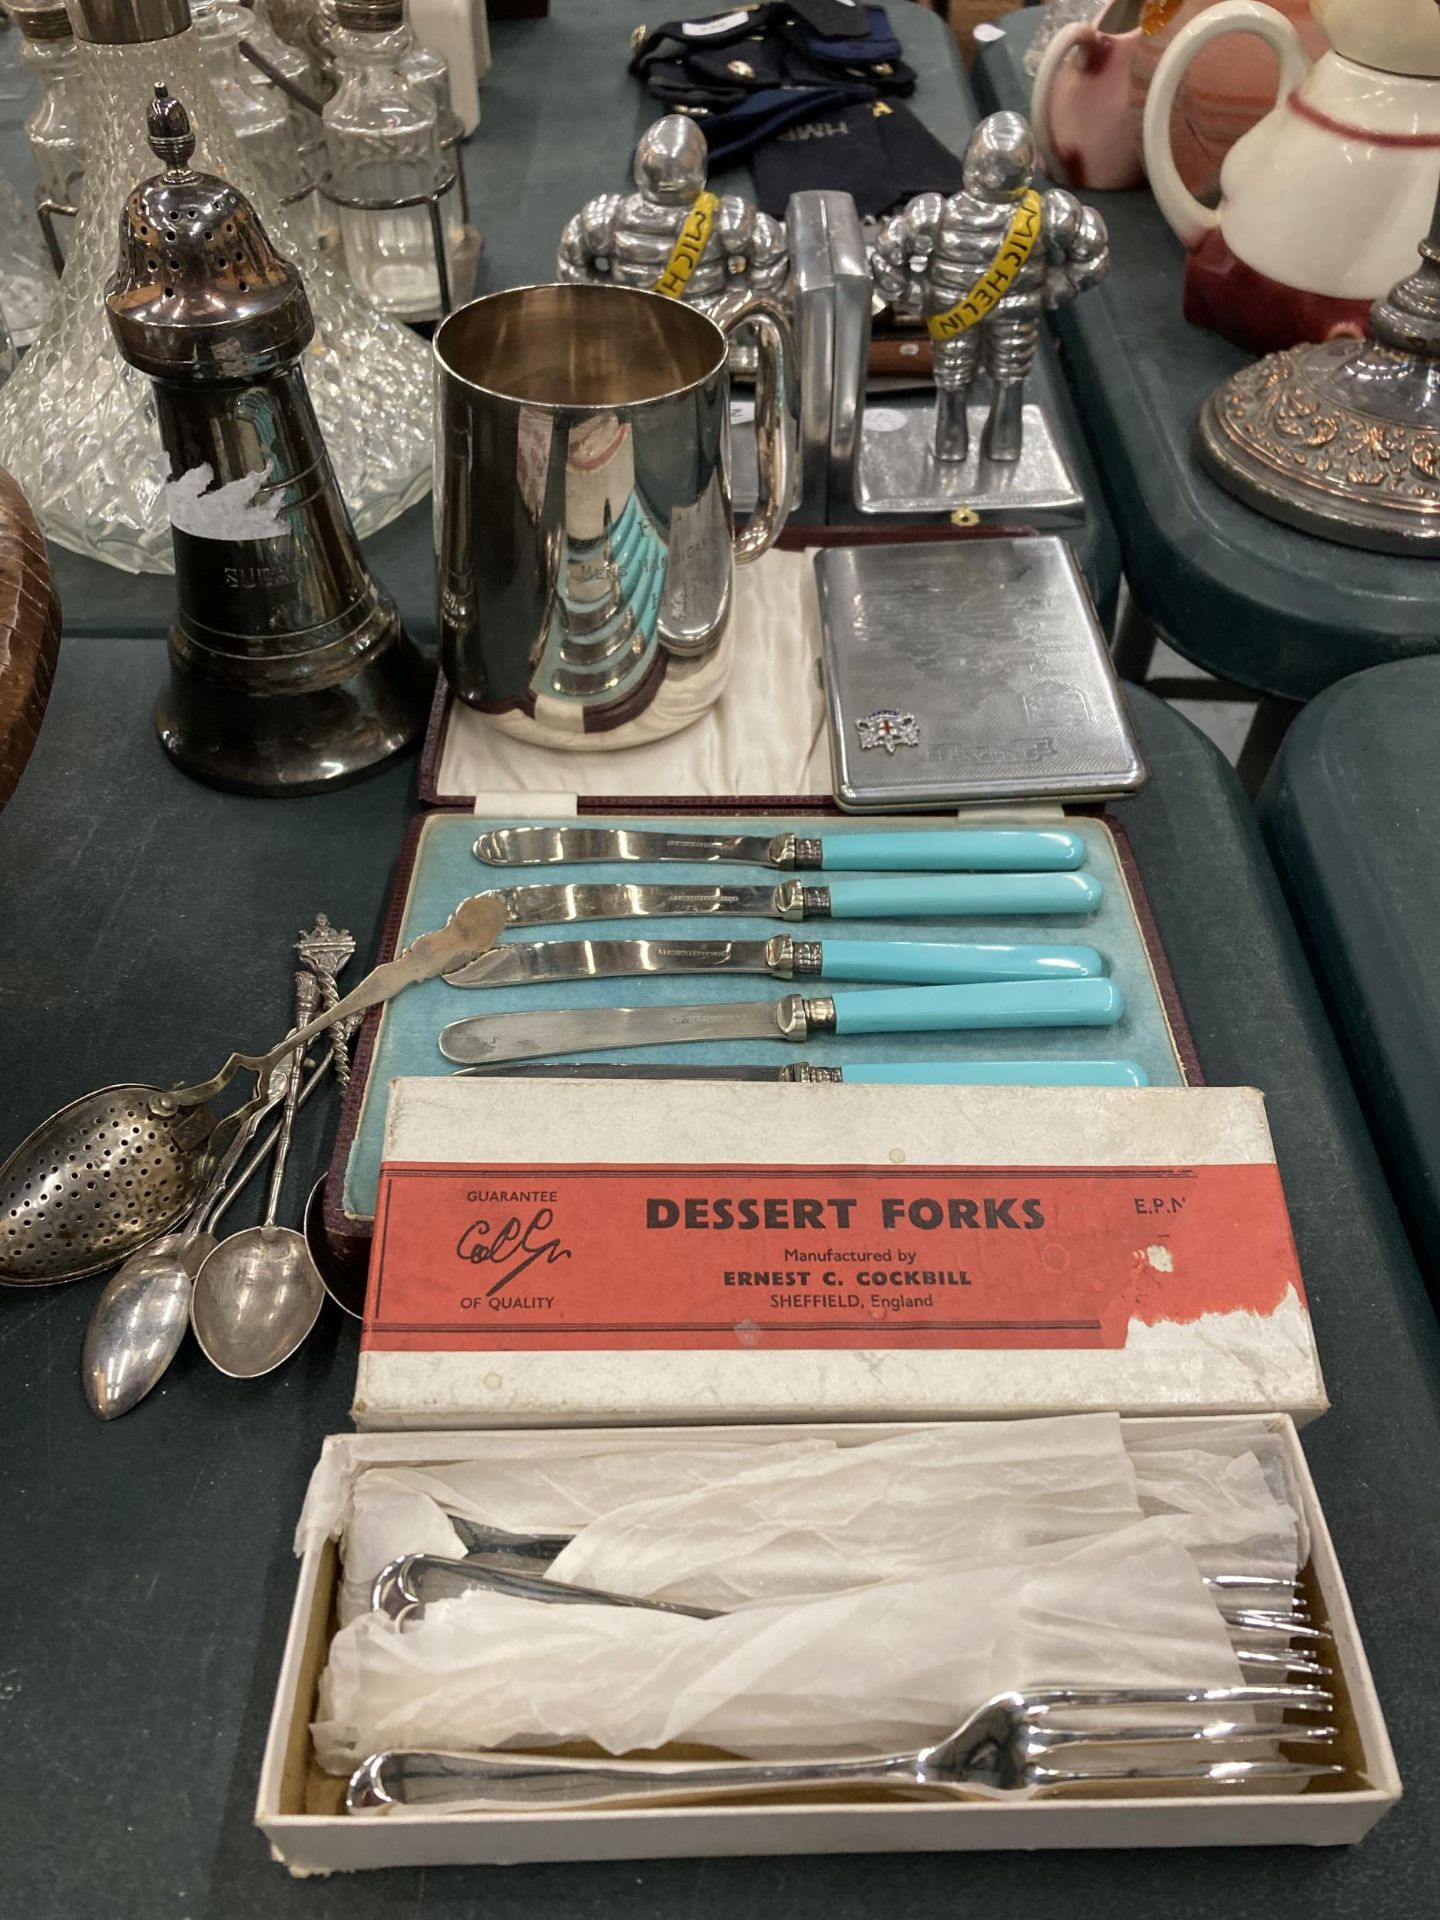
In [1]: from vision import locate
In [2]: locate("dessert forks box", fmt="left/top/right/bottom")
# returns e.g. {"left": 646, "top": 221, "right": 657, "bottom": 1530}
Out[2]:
{"left": 351, "top": 1077, "right": 1326, "bottom": 1430}
{"left": 255, "top": 1417, "right": 1400, "bottom": 1873}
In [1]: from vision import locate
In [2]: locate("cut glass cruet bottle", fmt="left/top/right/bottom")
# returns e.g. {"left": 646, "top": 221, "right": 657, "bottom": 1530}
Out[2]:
{"left": 321, "top": 0, "right": 476, "bottom": 322}
{"left": 231, "top": 0, "right": 339, "bottom": 253}
{"left": 0, "top": 170, "right": 57, "bottom": 353}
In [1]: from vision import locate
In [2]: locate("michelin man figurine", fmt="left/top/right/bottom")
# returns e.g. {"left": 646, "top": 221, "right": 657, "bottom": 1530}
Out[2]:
{"left": 558, "top": 114, "right": 789, "bottom": 317}
{"left": 873, "top": 111, "right": 1109, "bottom": 465}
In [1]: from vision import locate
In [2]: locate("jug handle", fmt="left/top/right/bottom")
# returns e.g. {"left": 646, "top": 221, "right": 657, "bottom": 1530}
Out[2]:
{"left": 1032, "top": 21, "right": 1109, "bottom": 187}
{"left": 1142, "top": 0, "right": 1312, "bottom": 248}
{"left": 715, "top": 291, "right": 795, "bottom": 564}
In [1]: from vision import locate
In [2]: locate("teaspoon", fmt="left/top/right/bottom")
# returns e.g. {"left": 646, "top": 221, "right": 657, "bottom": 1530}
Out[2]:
{"left": 302, "top": 1174, "right": 369, "bottom": 1319}
{"left": 191, "top": 975, "right": 326, "bottom": 1378}
{"left": 81, "top": 1050, "right": 339, "bottom": 1419}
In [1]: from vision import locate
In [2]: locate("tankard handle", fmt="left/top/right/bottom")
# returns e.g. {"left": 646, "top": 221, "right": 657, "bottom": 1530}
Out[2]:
{"left": 715, "top": 290, "right": 794, "bottom": 565}
{"left": 1142, "top": 0, "right": 1312, "bottom": 249}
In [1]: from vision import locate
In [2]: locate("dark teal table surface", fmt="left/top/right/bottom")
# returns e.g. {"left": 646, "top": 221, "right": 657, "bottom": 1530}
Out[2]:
{"left": 974, "top": 8, "right": 1440, "bottom": 702}
{"left": 0, "top": 0, "right": 1118, "bottom": 633}
{"left": 1261, "top": 655, "right": 1440, "bottom": 1286}
{"left": 4, "top": 632, "right": 1440, "bottom": 1916}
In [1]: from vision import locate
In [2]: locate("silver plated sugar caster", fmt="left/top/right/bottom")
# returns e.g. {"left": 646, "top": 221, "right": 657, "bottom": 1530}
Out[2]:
{"left": 104, "top": 81, "right": 433, "bottom": 792}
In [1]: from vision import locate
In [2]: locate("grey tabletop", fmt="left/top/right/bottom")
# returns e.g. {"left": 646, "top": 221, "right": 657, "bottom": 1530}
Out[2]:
{"left": 973, "top": 7, "right": 1440, "bottom": 703}
{"left": 1261, "top": 654, "right": 1440, "bottom": 1286}
{"left": 4, "top": 630, "right": 1440, "bottom": 1917}
{"left": 0, "top": 0, "right": 1120, "bottom": 631}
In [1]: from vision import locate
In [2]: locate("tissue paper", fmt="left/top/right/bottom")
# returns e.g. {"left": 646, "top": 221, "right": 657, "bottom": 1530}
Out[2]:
{"left": 310, "top": 1416, "right": 1308, "bottom": 1785}
{"left": 546, "top": 1415, "right": 1144, "bottom": 1607}
{"left": 334, "top": 1438, "right": 837, "bottom": 1624}
{"left": 313, "top": 1531, "right": 1245, "bottom": 1771}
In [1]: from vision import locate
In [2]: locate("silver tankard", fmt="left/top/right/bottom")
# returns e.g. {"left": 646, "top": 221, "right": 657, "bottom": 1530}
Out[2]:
{"left": 434, "top": 281, "right": 792, "bottom": 751}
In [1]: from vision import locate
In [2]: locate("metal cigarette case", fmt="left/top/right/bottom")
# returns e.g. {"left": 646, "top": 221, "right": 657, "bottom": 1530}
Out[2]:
{"left": 816, "top": 537, "right": 1146, "bottom": 812}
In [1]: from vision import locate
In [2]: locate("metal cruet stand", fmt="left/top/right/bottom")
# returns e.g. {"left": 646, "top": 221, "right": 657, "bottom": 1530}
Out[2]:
{"left": 235, "top": 10, "right": 473, "bottom": 313}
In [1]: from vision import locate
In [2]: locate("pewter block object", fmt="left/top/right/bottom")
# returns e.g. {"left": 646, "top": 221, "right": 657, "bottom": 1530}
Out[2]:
{"left": 855, "top": 393, "right": 1083, "bottom": 520}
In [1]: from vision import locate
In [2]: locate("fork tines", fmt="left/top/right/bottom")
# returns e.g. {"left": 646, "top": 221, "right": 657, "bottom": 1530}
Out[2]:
{"left": 1022, "top": 1683, "right": 1331, "bottom": 1713}
{"left": 1235, "top": 1646, "right": 1333, "bottom": 1678}
{"left": 1024, "top": 1685, "right": 1336, "bottom": 1750}
{"left": 1029, "top": 1716, "right": 1337, "bottom": 1749}
{"left": 1204, "top": 1574, "right": 1300, "bottom": 1594}
{"left": 1035, "top": 1755, "right": 1346, "bottom": 1788}
{"left": 1021, "top": 1684, "right": 1341, "bottom": 1790}
{"left": 1223, "top": 1607, "right": 1330, "bottom": 1642}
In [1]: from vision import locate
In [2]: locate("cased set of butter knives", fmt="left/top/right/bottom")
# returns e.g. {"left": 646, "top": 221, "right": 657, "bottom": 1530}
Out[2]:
{"left": 434, "top": 823, "right": 1148, "bottom": 1086}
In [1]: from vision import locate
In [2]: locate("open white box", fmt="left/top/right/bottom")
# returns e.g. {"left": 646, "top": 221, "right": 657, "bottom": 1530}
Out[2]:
{"left": 257, "top": 1417, "right": 1400, "bottom": 1875}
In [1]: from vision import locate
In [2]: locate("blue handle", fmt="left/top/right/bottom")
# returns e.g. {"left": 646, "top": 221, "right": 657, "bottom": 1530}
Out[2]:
{"left": 821, "top": 829, "right": 1085, "bottom": 873}
{"left": 840, "top": 1061, "right": 1150, "bottom": 1087}
{"left": 823, "top": 873, "right": 1102, "bottom": 918}
{"left": 830, "top": 979, "right": 1124, "bottom": 1034}
{"left": 817, "top": 941, "right": 1105, "bottom": 985}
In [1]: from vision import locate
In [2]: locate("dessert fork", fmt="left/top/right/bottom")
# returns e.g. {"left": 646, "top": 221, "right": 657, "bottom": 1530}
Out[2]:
{"left": 373, "top": 1552, "right": 1334, "bottom": 1667}
{"left": 445, "top": 1524, "right": 1311, "bottom": 1616}
{"left": 346, "top": 1683, "right": 1340, "bottom": 1813}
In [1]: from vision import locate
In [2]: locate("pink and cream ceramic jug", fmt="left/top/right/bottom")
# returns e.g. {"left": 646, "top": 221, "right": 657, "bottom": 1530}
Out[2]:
{"left": 1143, "top": 0, "right": 1440, "bottom": 352}
{"left": 1031, "top": 0, "right": 1326, "bottom": 193}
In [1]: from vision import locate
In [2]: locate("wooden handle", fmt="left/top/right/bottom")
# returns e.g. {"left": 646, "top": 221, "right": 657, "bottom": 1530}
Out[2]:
{"left": 868, "top": 337, "right": 933, "bottom": 380}
{"left": 0, "top": 466, "right": 61, "bottom": 814}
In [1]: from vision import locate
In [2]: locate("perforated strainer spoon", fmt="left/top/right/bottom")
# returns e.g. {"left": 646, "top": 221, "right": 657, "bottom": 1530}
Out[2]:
{"left": 0, "top": 894, "right": 506, "bottom": 1288}
{"left": 0, "top": 1086, "right": 230, "bottom": 1288}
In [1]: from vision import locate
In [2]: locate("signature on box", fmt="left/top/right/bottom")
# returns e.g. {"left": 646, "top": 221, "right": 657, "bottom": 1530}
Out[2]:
{"left": 455, "top": 1208, "right": 572, "bottom": 1297}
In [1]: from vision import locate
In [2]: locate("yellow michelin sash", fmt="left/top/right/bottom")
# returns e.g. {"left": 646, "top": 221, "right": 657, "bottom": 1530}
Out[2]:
{"left": 655, "top": 192, "right": 721, "bottom": 299}
{"left": 926, "top": 190, "right": 1043, "bottom": 343}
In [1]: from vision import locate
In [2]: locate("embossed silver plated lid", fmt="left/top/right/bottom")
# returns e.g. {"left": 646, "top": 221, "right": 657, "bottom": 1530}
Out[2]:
{"left": 332, "top": 0, "right": 404, "bottom": 28}
{"left": 106, "top": 82, "right": 312, "bottom": 381}
{"left": 1198, "top": 180, "right": 1440, "bottom": 554}
{"left": 64, "top": 0, "right": 190, "bottom": 44}
{"left": 10, "top": 1, "right": 75, "bottom": 42}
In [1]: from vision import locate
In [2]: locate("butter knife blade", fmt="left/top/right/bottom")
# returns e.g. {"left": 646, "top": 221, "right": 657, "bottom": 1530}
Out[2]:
{"left": 476, "top": 826, "right": 777, "bottom": 867}
{"left": 494, "top": 875, "right": 1102, "bottom": 926}
{"left": 475, "top": 824, "right": 1086, "bottom": 874}
{"left": 445, "top": 938, "right": 777, "bottom": 989}
{"left": 497, "top": 882, "right": 782, "bottom": 929}
{"left": 439, "top": 999, "right": 787, "bottom": 1065}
